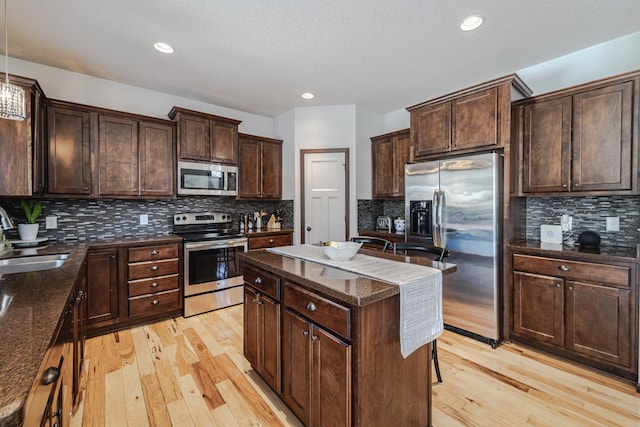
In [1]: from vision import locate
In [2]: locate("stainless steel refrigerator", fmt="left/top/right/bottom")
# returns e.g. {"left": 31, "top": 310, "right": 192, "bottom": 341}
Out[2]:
{"left": 404, "top": 152, "right": 501, "bottom": 346}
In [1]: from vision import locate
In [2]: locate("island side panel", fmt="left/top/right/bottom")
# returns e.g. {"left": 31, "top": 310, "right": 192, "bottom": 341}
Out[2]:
{"left": 352, "top": 294, "right": 431, "bottom": 427}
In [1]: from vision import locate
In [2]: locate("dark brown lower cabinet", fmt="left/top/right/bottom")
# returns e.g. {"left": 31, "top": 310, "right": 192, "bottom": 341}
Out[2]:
{"left": 512, "top": 253, "right": 636, "bottom": 379}
{"left": 244, "top": 286, "right": 281, "bottom": 392}
{"left": 282, "top": 309, "right": 351, "bottom": 427}
{"left": 86, "top": 249, "right": 120, "bottom": 330}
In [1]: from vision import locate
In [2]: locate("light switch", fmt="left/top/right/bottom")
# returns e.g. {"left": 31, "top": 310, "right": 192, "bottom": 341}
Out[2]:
{"left": 606, "top": 217, "right": 619, "bottom": 232}
{"left": 45, "top": 216, "right": 57, "bottom": 229}
{"left": 140, "top": 214, "right": 148, "bottom": 225}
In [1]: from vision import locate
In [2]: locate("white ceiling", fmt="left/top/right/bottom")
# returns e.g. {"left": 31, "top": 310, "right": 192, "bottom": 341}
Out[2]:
{"left": 6, "top": 0, "right": 640, "bottom": 118}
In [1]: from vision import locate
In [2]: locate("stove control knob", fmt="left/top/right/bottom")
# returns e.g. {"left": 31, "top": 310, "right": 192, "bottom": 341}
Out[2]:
{"left": 182, "top": 216, "right": 187, "bottom": 221}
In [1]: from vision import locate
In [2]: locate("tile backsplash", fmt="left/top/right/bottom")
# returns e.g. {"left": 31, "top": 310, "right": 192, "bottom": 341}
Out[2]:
{"left": 0, "top": 197, "right": 293, "bottom": 242}
{"left": 358, "top": 199, "right": 404, "bottom": 230}
{"left": 526, "top": 196, "right": 640, "bottom": 247}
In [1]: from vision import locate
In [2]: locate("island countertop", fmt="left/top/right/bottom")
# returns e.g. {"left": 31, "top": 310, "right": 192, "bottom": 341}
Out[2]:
{"left": 239, "top": 247, "right": 455, "bottom": 307}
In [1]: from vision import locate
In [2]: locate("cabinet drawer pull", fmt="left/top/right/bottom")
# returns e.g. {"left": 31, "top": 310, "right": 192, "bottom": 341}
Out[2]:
{"left": 269, "top": 238, "right": 274, "bottom": 243}
{"left": 151, "top": 265, "right": 160, "bottom": 271}
{"left": 254, "top": 277, "right": 262, "bottom": 284}
{"left": 150, "top": 282, "right": 159, "bottom": 288}
{"left": 151, "top": 299, "right": 159, "bottom": 305}
{"left": 150, "top": 250, "right": 159, "bottom": 256}
{"left": 557, "top": 265, "right": 571, "bottom": 271}
{"left": 306, "top": 302, "right": 317, "bottom": 312}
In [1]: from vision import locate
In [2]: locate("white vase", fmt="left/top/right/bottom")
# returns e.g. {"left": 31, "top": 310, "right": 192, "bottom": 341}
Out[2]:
{"left": 18, "top": 223, "right": 39, "bottom": 241}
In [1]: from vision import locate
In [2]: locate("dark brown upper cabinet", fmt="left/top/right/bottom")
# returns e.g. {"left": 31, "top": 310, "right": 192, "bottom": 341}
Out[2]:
{"left": 169, "top": 107, "right": 241, "bottom": 165}
{"left": 237, "top": 133, "right": 282, "bottom": 199}
{"left": 515, "top": 71, "right": 638, "bottom": 196}
{"left": 47, "top": 102, "right": 92, "bottom": 195}
{"left": 371, "top": 129, "right": 409, "bottom": 199}
{"left": 0, "top": 74, "right": 45, "bottom": 196}
{"left": 47, "top": 100, "right": 176, "bottom": 198}
{"left": 407, "top": 74, "right": 531, "bottom": 161}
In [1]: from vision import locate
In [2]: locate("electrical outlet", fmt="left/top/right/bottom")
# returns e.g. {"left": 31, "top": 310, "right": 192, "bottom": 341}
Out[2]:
{"left": 45, "top": 216, "right": 57, "bottom": 229}
{"left": 606, "top": 216, "right": 619, "bottom": 232}
{"left": 140, "top": 214, "right": 148, "bottom": 225}
{"left": 561, "top": 214, "right": 572, "bottom": 232}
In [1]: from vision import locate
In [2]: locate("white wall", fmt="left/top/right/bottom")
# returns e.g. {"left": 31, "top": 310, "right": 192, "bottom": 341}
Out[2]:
{"left": 289, "top": 106, "right": 357, "bottom": 244}
{"left": 355, "top": 107, "right": 384, "bottom": 199}
{"left": 10, "top": 58, "right": 276, "bottom": 137}
{"left": 383, "top": 108, "right": 410, "bottom": 132}
{"left": 516, "top": 32, "right": 640, "bottom": 96}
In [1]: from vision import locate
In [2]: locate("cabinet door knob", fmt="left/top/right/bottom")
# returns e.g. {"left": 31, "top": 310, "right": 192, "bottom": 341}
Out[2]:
{"left": 254, "top": 277, "right": 262, "bottom": 284}
{"left": 41, "top": 367, "right": 60, "bottom": 385}
{"left": 150, "top": 282, "right": 159, "bottom": 288}
{"left": 562, "top": 184, "right": 568, "bottom": 188}
{"left": 312, "top": 335, "right": 318, "bottom": 342}
{"left": 151, "top": 265, "right": 160, "bottom": 271}
{"left": 306, "top": 302, "right": 317, "bottom": 312}
{"left": 557, "top": 265, "right": 571, "bottom": 271}
{"left": 150, "top": 250, "right": 159, "bottom": 256}
{"left": 269, "top": 239, "right": 274, "bottom": 243}
{"left": 303, "top": 331, "right": 309, "bottom": 337}
{"left": 151, "top": 300, "right": 159, "bottom": 305}
{"left": 568, "top": 286, "right": 573, "bottom": 291}
{"left": 556, "top": 283, "right": 561, "bottom": 287}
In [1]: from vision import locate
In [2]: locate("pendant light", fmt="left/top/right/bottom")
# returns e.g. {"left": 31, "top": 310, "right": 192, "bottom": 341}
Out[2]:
{"left": 0, "top": 0, "right": 24, "bottom": 121}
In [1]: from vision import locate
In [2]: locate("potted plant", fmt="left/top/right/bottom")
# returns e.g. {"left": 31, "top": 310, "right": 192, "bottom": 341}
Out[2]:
{"left": 18, "top": 200, "right": 42, "bottom": 241}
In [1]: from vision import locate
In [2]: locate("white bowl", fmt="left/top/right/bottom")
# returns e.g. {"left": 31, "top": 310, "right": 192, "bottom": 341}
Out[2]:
{"left": 322, "top": 241, "right": 362, "bottom": 261}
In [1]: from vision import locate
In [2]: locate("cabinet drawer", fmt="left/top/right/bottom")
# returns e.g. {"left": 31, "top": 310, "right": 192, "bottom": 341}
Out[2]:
{"left": 283, "top": 282, "right": 350, "bottom": 341}
{"left": 128, "top": 259, "right": 179, "bottom": 280}
{"left": 128, "top": 290, "right": 181, "bottom": 317}
{"left": 128, "top": 274, "right": 179, "bottom": 297}
{"left": 243, "top": 265, "right": 280, "bottom": 300}
{"left": 128, "top": 244, "right": 179, "bottom": 262}
{"left": 513, "top": 254, "right": 630, "bottom": 287}
{"left": 248, "top": 233, "right": 293, "bottom": 250}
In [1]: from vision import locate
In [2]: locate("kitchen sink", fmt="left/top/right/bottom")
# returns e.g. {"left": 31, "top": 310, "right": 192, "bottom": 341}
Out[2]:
{"left": 0, "top": 253, "right": 69, "bottom": 276}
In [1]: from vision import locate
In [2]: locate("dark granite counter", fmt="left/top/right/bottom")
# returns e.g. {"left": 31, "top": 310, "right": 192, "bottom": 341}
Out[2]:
{"left": 357, "top": 229, "right": 406, "bottom": 241}
{"left": 509, "top": 240, "right": 640, "bottom": 264}
{"left": 240, "top": 247, "right": 455, "bottom": 307}
{"left": 0, "top": 235, "right": 182, "bottom": 426}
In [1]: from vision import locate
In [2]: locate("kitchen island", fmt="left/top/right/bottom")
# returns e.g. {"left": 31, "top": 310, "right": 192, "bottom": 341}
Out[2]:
{"left": 240, "top": 247, "right": 455, "bottom": 427}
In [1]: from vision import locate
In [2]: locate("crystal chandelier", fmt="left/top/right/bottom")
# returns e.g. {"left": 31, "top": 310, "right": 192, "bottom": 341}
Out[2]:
{"left": 0, "top": 0, "right": 24, "bottom": 121}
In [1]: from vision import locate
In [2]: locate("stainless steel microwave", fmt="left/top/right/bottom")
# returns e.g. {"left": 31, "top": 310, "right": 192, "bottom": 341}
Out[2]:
{"left": 178, "top": 161, "right": 238, "bottom": 196}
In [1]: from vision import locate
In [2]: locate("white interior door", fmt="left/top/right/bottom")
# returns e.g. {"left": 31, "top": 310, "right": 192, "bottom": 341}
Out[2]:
{"left": 303, "top": 151, "right": 347, "bottom": 244}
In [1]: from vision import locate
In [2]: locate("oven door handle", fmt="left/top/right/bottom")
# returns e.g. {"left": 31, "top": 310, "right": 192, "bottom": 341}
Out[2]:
{"left": 184, "top": 238, "right": 248, "bottom": 250}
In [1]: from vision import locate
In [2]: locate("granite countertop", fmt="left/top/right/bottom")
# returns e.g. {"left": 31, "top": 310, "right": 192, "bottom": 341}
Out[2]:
{"left": 240, "top": 247, "right": 455, "bottom": 307}
{"left": 510, "top": 239, "right": 640, "bottom": 264}
{"left": 0, "top": 235, "right": 182, "bottom": 426}
{"left": 357, "top": 229, "right": 406, "bottom": 240}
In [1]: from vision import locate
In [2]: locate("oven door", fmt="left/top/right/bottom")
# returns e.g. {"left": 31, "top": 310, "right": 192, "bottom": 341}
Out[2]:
{"left": 183, "top": 237, "right": 247, "bottom": 296}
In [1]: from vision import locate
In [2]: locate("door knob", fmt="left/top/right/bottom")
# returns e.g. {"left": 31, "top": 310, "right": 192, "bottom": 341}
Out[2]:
{"left": 307, "top": 226, "right": 311, "bottom": 231}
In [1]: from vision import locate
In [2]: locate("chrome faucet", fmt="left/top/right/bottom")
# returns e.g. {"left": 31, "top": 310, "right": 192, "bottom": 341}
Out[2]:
{"left": 0, "top": 206, "right": 16, "bottom": 230}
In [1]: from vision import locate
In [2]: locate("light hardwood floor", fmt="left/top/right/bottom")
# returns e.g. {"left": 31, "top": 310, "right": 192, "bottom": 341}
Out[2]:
{"left": 71, "top": 305, "right": 640, "bottom": 426}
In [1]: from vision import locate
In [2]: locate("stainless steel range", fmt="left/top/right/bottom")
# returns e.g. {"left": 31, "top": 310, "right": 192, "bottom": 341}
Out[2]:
{"left": 173, "top": 212, "right": 247, "bottom": 317}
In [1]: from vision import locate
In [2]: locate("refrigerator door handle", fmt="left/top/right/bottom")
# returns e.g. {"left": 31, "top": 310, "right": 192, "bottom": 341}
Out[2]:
{"left": 432, "top": 189, "right": 440, "bottom": 246}
{"left": 438, "top": 190, "right": 445, "bottom": 247}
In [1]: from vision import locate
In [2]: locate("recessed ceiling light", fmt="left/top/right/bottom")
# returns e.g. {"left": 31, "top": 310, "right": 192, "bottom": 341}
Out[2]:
{"left": 154, "top": 42, "right": 174, "bottom": 54}
{"left": 460, "top": 15, "right": 483, "bottom": 32}
{"left": 301, "top": 92, "right": 314, "bottom": 100}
